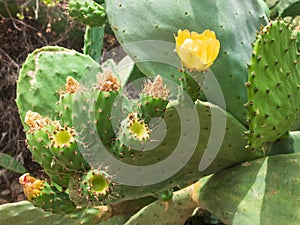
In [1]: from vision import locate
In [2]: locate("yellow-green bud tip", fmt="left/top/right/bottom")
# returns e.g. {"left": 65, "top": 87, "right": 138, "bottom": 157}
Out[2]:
{"left": 128, "top": 113, "right": 150, "bottom": 140}
{"left": 50, "top": 126, "right": 75, "bottom": 148}
{"left": 89, "top": 173, "right": 110, "bottom": 196}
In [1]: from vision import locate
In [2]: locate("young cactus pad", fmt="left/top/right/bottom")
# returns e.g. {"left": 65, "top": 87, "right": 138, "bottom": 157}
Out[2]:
{"left": 48, "top": 125, "right": 89, "bottom": 172}
{"left": 19, "top": 173, "right": 76, "bottom": 214}
{"left": 25, "top": 111, "right": 89, "bottom": 187}
{"left": 94, "top": 70, "right": 121, "bottom": 145}
{"left": 68, "top": 0, "right": 107, "bottom": 27}
{"left": 137, "top": 75, "right": 169, "bottom": 124}
{"left": 246, "top": 20, "right": 300, "bottom": 152}
{"left": 117, "top": 112, "right": 150, "bottom": 151}
{"left": 58, "top": 76, "right": 79, "bottom": 126}
{"left": 25, "top": 111, "right": 70, "bottom": 187}
{"left": 68, "top": 169, "right": 112, "bottom": 205}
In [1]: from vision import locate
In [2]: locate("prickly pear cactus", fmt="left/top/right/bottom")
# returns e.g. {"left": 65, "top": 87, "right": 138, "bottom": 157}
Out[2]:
{"left": 24, "top": 110, "right": 90, "bottom": 187}
{"left": 106, "top": 0, "right": 268, "bottom": 124}
{"left": 94, "top": 70, "right": 122, "bottom": 145}
{"left": 136, "top": 75, "right": 169, "bottom": 124}
{"left": 10, "top": 0, "right": 300, "bottom": 224}
{"left": 123, "top": 177, "right": 210, "bottom": 225}
{"left": 75, "top": 168, "right": 112, "bottom": 204}
{"left": 84, "top": 25, "right": 105, "bottom": 62}
{"left": 246, "top": 19, "right": 300, "bottom": 152}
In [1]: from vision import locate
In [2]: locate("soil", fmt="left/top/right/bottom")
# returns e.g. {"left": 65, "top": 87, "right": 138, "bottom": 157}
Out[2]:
{"left": 0, "top": 17, "right": 47, "bottom": 204}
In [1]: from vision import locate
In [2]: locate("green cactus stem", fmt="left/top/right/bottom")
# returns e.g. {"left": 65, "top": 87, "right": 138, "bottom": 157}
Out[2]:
{"left": 115, "top": 112, "right": 150, "bottom": 154}
{"left": 58, "top": 76, "right": 79, "bottom": 126}
{"left": 25, "top": 111, "right": 70, "bottom": 187}
{"left": 68, "top": 0, "right": 107, "bottom": 27}
{"left": 84, "top": 25, "right": 105, "bottom": 63}
{"left": 0, "top": 201, "right": 130, "bottom": 225}
{"left": 25, "top": 111, "right": 89, "bottom": 187}
{"left": 69, "top": 101, "right": 266, "bottom": 206}
{"left": 48, "top": 125, "right": 89, "bottom": 173}
{"left": 124, "top": 177, "right": 210, "bottom": 225}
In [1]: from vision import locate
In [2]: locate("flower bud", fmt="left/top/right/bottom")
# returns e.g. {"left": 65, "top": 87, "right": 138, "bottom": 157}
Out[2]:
{"left": 19, "top": 173, "right": 45, "bottom": 200}
{"left": 175, "top": 29, "right": 220, "bottom": 71}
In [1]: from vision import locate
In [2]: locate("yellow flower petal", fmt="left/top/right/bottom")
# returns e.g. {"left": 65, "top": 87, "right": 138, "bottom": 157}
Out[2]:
{"left": 175, "top": 29, "right": 191, "bottom": 46}
{"left": 175, "top": 29, "right": 220, "bottom": 72}
{"left": 202, "top": 30, "right": 216, "bottom": 39}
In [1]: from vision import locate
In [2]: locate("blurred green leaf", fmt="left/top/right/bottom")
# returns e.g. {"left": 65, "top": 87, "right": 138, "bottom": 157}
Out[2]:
{"left": 0, "top": 152, "right": 27, "bottom": 174}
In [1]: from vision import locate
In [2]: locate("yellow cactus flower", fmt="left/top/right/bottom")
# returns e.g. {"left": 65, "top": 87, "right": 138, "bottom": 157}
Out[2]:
{"left": 19, "top": 173, "right": 45, "bottom": 200}
{"left": 175, "top": 29, "right": 220, "bottom": 72}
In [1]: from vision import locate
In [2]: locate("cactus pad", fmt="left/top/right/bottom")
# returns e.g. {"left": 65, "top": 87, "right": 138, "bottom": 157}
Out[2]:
{"left": 199, "top": 153, "right": 300, "bottom": 225}
{"left": 0, "top": 201, "right": 129, "bottom": 225}
{"left": 246, "top": 20, "right": 300, "bottom": 152}
{"left": 16, "top": 46, "right": 101, "bottom": 129}
{"left": 106, "top": 0, "right": 268, "bottom": 125}
{"left": 68, "top": 0, "right": 107, "bottom": 27}
{"left": 69, "top": 101, "right": 263, "bottom": 206}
